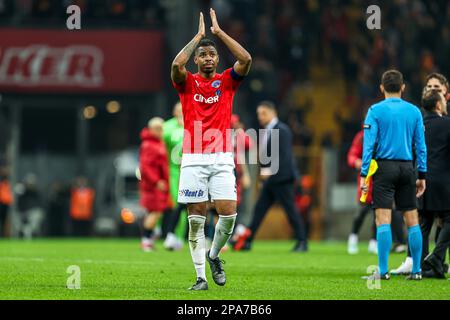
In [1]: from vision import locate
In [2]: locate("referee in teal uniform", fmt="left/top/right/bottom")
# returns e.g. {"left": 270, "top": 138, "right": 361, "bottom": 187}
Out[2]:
{"left": 361, "top": 70, "right": 427, "bottom": 280}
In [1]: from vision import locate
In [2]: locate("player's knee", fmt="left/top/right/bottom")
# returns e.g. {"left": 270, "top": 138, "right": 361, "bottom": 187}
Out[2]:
{"left": 403, "top": 209, "right": 419, "bottom": 226}
{"left": 187, "top": 203, "right": 207, "bottom": 216}
{"left": 215, "top": 200, "right": 236, "bottom": 215}
{"left": 375, "top": 210, "right": 391, "bottom": 226}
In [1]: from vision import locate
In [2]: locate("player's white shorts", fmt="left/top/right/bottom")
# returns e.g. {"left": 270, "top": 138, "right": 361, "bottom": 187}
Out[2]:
{"left": 178, "top": 163, "right": 237, "bottom": 204}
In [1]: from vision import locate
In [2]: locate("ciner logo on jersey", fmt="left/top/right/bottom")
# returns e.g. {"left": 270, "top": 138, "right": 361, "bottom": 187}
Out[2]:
{"left": 194, "top": 94, "right": 219, "bottom": 104}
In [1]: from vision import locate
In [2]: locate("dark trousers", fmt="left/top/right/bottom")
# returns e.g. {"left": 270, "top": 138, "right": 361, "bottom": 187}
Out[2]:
{"left": 426, "top": 211, "right": 450, "bottom": 263}
{"left": 248, "top": 180, "right": 307, "bottom": 243}
{"left": 71, "top": 219, "right": 92, "bottom": 237}
{"left": 351, "top": 204, "right": 376, "bottom": 239}
{"left": 166, "top": 204, "right": 187, "bottom": 237}
{"left": 419, "top": 210, "right": 436, "bottom": 261}
{"left": 0, "top": 204, "right": 8, "bottom": 237}
{"left": 391, "top": 210, "right": 406, "bottom": 245}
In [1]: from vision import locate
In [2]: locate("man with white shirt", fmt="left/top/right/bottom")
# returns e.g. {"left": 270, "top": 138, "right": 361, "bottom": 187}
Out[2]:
{"left": 234, "top": 101, "right": 308, "bottom": 252}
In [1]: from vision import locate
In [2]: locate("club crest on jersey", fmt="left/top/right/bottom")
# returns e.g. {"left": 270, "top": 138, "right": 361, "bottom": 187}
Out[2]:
{"left": 211, "top": 80, "right": 221, "bottom": 88}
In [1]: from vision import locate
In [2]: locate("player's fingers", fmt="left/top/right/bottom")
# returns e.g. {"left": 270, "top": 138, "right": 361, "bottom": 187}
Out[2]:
{"left": 210, "top": 8, "right": 216, "bottom": 20}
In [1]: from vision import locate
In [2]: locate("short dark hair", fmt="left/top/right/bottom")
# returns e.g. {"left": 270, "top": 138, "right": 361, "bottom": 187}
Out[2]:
{"left": 381, "top": 70, "right": 404, "bottom": 93}
{"left": 426, "top": 72, "right": 449, "bottom": 92}
{"left": 195, "top": 38, "right": 217, "bottom": 54}
{"left": 258, "top": 100, "right": 277, "bottom": 112}
{"left": 422, "top": 89, "right": 442, "bottom": 112}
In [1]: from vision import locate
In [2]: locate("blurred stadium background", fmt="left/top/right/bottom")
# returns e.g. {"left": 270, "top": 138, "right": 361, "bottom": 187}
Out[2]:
{"left": 0, "top": 0, "right": 449, "bottom": 242}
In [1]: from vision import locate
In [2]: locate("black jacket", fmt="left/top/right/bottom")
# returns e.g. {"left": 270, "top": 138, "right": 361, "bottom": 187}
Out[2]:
{"left": 260, "top": 120, "right": 299, "bottom": 184}
{"left": 421, "top": 112, "right": 450, "bottom": 211}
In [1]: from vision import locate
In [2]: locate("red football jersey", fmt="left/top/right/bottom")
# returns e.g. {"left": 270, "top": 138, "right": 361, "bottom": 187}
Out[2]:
{"left": 173, "top": 68, "right": 242, "bottom": 154}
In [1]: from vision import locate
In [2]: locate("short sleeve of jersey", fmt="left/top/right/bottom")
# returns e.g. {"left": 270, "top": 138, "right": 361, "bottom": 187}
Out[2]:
{"left": 224, "top": 68, "right": 244, "bottom": 92}
{"left": 172, "top": 71, "right": 193, "bottom": 93}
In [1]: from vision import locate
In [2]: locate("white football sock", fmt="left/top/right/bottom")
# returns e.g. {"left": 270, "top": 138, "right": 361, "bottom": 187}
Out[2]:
{"left": 209, "top": 214, "right": 237, "bottom": 259}
{"left": 188, "top": 215, "right": 207, "bottom": 280}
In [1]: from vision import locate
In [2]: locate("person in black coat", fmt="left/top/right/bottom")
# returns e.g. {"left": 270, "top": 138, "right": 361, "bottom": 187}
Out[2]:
{"left": 235, "top": 101, "right": 308, "bottom": 252}
{"left": 419, "top": 89, "right": 450, "bottom": 278}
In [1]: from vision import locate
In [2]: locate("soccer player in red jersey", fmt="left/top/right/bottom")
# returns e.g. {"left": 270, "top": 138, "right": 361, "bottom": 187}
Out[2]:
{"left": 171, "top": 9, "right": 251, "bottom": 290}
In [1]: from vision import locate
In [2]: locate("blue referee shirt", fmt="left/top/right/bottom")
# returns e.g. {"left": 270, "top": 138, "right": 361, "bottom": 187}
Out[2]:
{"left": 361, "top": 97, "right": 427, "bottom": 178}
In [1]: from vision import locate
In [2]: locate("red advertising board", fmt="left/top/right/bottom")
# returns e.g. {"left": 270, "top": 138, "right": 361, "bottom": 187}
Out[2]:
{"left": 0, "top": 29, "right": 164, "bottom": 94}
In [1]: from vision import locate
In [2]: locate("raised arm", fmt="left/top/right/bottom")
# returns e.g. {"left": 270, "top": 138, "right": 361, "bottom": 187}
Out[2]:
{"left": 171, "top": 12, "right": 205, "bottom": 84}
{"left": 209, "top": 8, "right": 252, "bottom": 76}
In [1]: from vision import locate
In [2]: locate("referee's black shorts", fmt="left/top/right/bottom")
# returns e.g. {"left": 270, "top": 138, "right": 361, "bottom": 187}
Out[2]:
{"left": 372, "top": 160, "right": 417, "bottom": 211}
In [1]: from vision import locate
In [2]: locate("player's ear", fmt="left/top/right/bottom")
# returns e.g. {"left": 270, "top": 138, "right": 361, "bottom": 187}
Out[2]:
{"left": 379, "top": 84, "right": 384, "bottom": 94}
{"left": 401, "top": 84, "right": 406, "bottom": 93}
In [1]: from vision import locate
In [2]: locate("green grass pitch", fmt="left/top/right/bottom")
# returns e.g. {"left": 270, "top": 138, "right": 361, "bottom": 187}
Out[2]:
{"left": 0, "top": 239, "right": 448, "bottom": 300}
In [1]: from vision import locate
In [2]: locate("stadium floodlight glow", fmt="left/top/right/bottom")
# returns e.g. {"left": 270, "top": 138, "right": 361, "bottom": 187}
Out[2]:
{"left": 106, "top": 100, "right": 121, "bottom": 114}
{"left": 83, "top": 106, "right": 97, "bottom": 119}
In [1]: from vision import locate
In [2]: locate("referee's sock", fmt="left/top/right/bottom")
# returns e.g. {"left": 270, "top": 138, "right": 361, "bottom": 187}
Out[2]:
{"left": 377, "top": 224, "right": 392, "bottom": 275}
{"left": 407, "top": 224, "right": 423, "bottom": 274}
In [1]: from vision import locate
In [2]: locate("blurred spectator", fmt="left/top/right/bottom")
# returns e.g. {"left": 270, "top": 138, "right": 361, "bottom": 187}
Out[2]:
{"left": 47, "top": 181, "right": 70, "bottom": 237}
{"left": 0, "top": 165, "right": 12, "bottom": 237}
{"left": 31, "top": 0, "right": 56, "bottom": 18}
{"left": 138, "top": 117, "right": 170, "bottom": 252}
{"left": 107, "top": 0, "right": 128, "bottom": 20}
{"left": 231, "top": 114, "right": 253, "bottom": 211}
{"left": 70, "top": 176, "right": 95, "bottom": 237}
{"left": 295, "top": 175, "right": 315, "bottom": 238}
{"left": 0, "top": 0, "right": 14, "bottom": 18}
{"left": 17, "top": 173, "right": 44, "bottom": 239}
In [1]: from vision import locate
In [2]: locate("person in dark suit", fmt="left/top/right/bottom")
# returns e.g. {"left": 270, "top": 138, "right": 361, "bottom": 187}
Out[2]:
{"left": 234, "top": 101, "right": 308, "bottom": 252}
{"left": 419, "top": 89, "right": 450, "bottom": 278}
{"left": 391, "top": 73, "right": 450, "bottom": 275}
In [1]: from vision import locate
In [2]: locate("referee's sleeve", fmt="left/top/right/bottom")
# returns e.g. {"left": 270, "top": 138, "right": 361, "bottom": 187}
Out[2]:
{"left": 360, "top": 108, "right": 378, "bottom": 177}
{"left": 414, "top": 110, "right": 427, "bottom": 179}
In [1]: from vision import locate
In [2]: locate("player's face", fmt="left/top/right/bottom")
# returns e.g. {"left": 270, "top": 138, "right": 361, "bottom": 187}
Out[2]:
{"left": 257, "top": 106, "right": 274, "bottom": 127}
{"left": 438, "top": 92, "right": 448, "bottom": 115}
{"left": 195, "top": 46, "right": 219, "bottom": 74}
{"left": 172, "top": 102, "right": 183, "bottom": 125}
{"left": 173, "top": 102, "right": 182, "bottom": 118}
{"left": 151, "top": 125, "right": 164, "bottom": 140}
{"left": 426, "top": 78, "right": 447, "bottom": 95}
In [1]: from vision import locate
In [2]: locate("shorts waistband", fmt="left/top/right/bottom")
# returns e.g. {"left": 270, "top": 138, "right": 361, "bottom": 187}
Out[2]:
{"left": 375, "top": 159, "right": 412, "bottom": 163}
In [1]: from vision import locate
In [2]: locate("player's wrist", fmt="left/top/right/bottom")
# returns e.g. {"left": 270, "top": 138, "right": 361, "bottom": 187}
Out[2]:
{"left": 214, "top": 29, "right": 225, "bottom": 38}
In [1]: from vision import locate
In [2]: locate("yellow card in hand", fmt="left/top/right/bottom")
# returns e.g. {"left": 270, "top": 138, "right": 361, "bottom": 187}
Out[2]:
{"left": 360, "top": 159, "right": 378, "bottom": 203}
